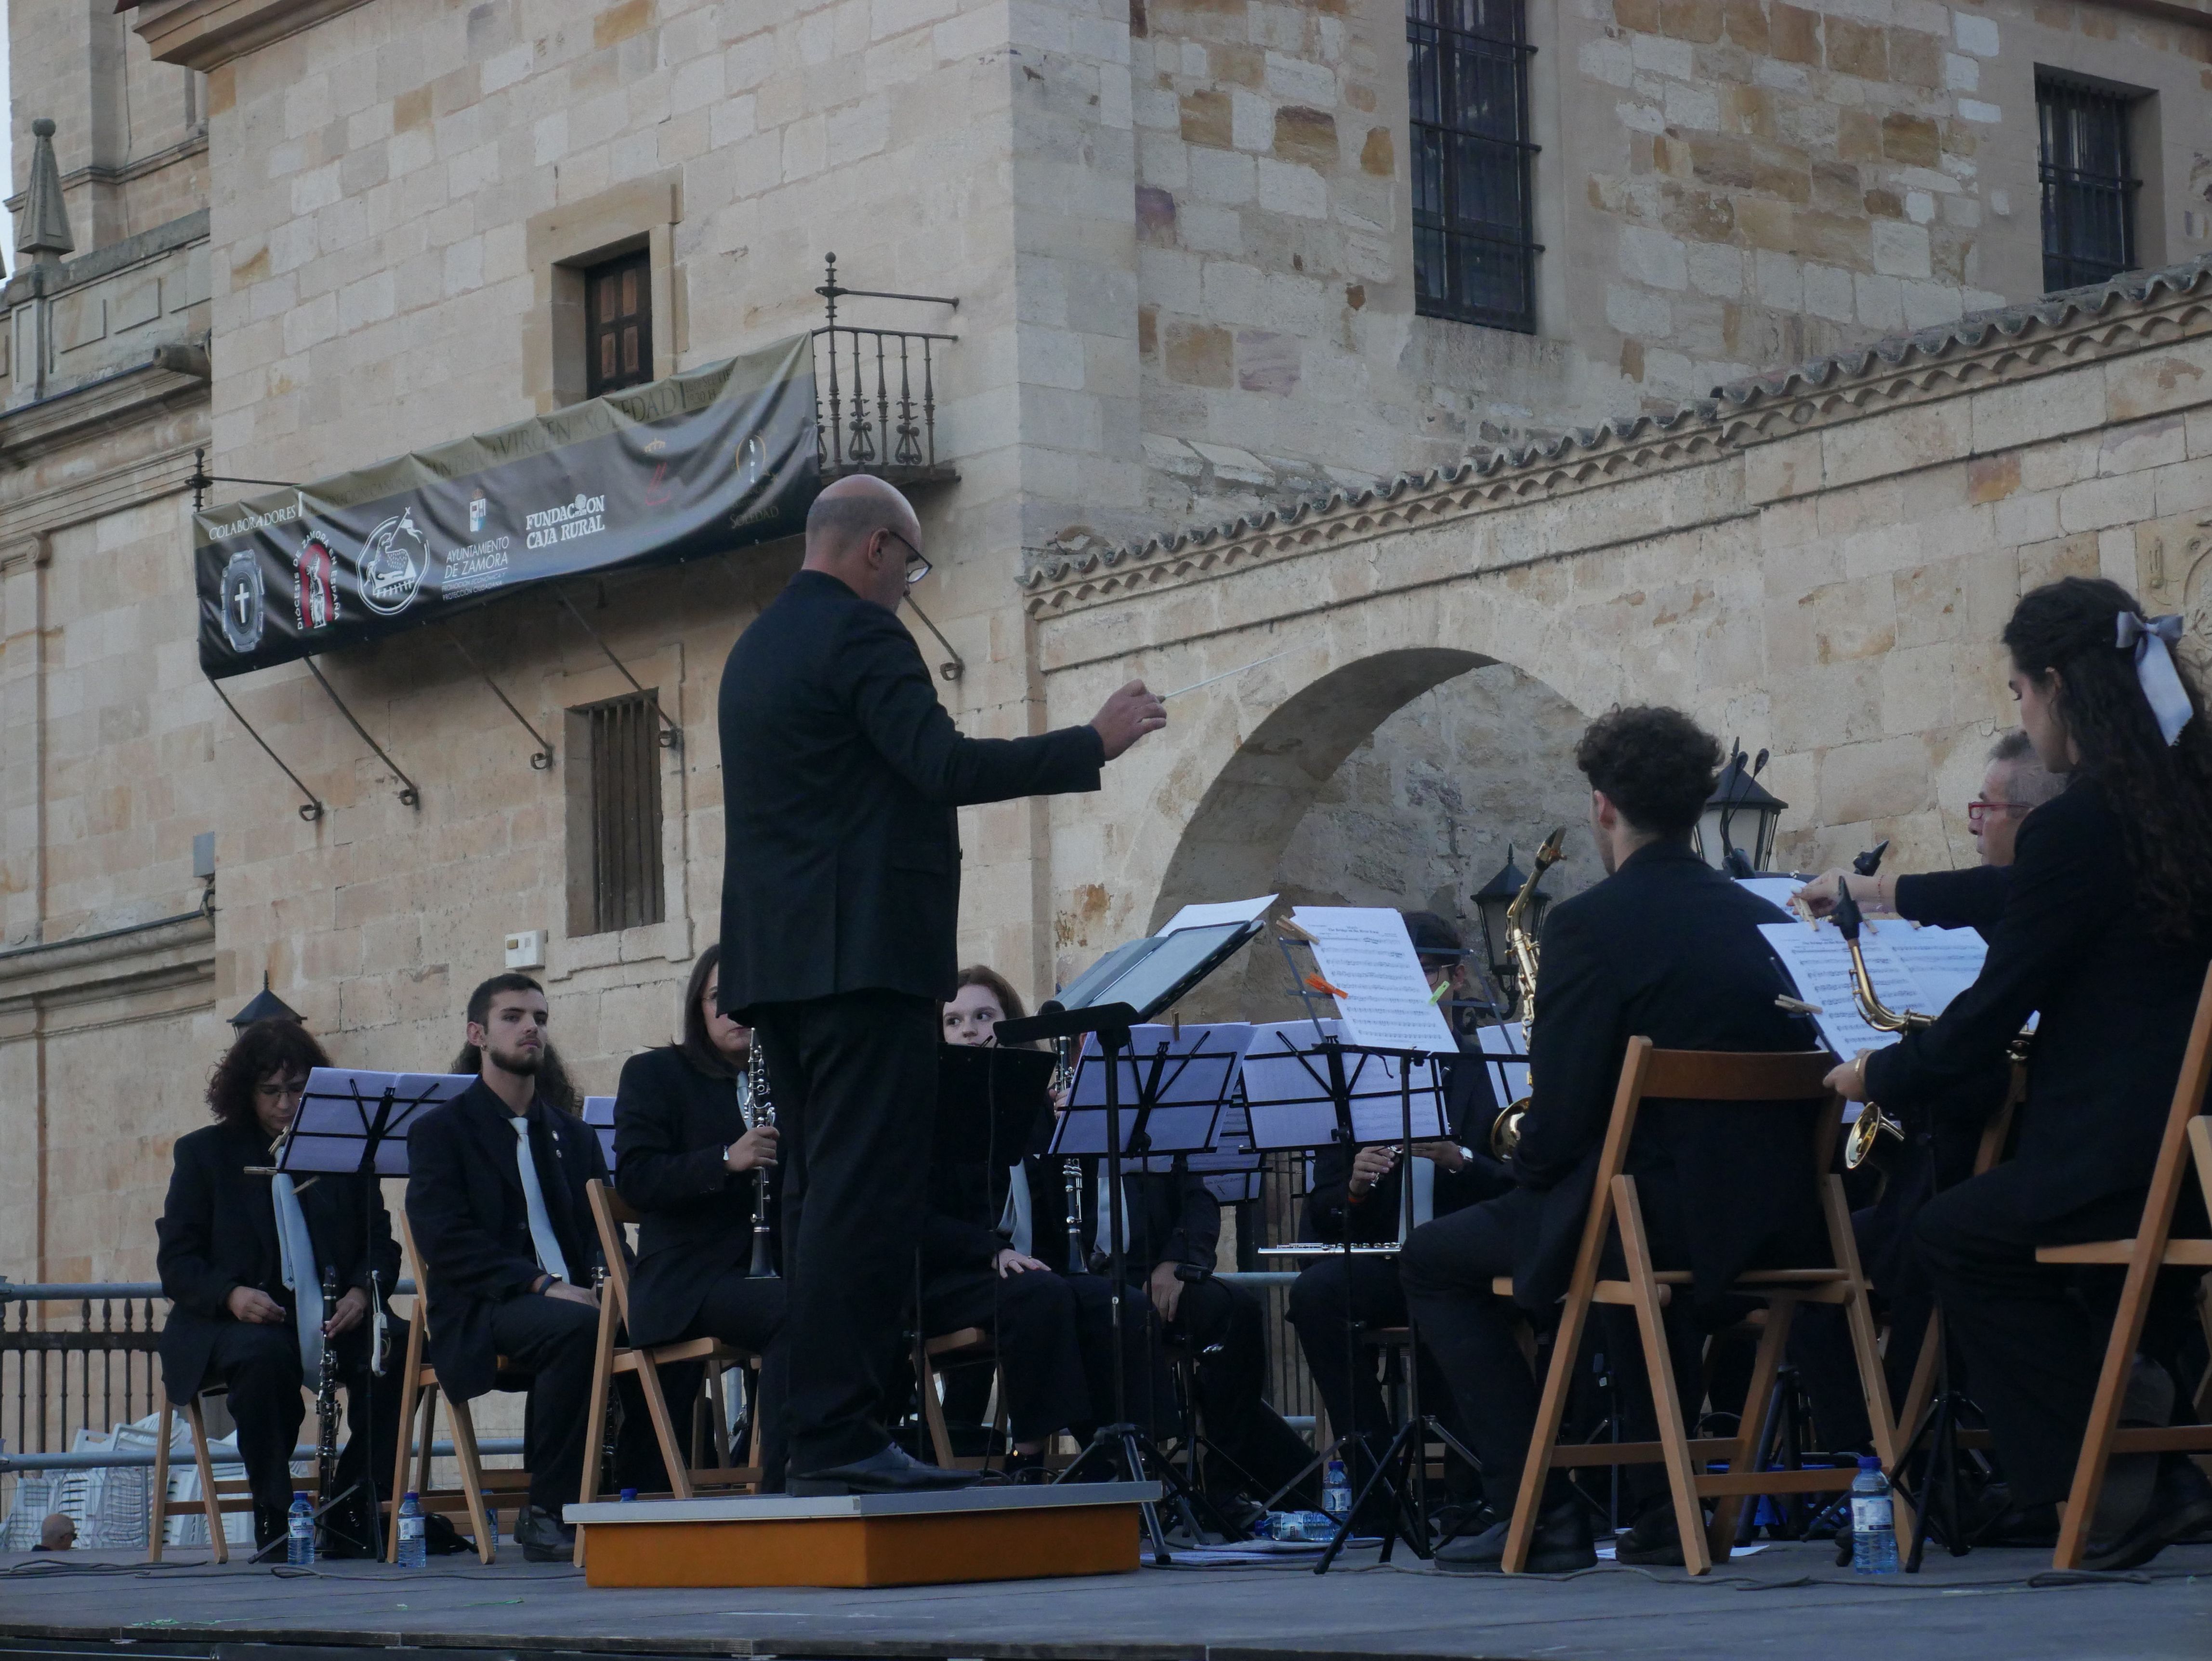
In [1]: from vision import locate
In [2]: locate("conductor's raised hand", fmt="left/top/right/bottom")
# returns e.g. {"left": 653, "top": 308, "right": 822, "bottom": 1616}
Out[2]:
{"left": 1091, "top": 680, "right": 1167, "bottom": 761}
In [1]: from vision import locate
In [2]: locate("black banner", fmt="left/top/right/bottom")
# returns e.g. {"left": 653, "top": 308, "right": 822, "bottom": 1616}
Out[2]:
{"left": 196, "top": 334, "right": 816, "bottom": 679}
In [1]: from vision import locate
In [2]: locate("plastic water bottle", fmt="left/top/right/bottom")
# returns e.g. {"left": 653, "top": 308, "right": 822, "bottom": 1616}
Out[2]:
{"left": 619, "top": 1487, "right": 638, "bottom": 1502}
{"left": 395, "top": 1492, "right": 426, "bottom": 1569}
{"left": 1322, "top": 1457, "right": 1352, "bottom": 1520}
{"left": 286, "top": 1492, "right": 316, "bottom": 1566}
{"left": 1850, "top": 1455, "right": 1898, "bottom": 1574}
{"left": 1260, "top": 1509, "right": 1338, "bottom": 1542}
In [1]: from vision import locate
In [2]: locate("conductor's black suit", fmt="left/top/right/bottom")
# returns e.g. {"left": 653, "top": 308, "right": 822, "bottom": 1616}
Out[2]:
{"left": 1400, "top": 839, "right": 1817, "bottom": 1506}
{"left": 157, "top": 1121, "right": 402, "bottom": 1532}
{"left": 717, "top": 568, "right": 1105, "bottom": 1475}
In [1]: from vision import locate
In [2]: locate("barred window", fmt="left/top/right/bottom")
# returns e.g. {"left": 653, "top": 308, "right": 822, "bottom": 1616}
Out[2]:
{"left": 584, "top": 248, "right": 653, "bottom": 397}
{"left": 1408, "top": 0, "right": 1540, "bottom": 333}
{"left": 2038, "top": 76, "right": 2139, "bottom": 293}
{"left": 566, "top": 691, "right": 665, "bottom": 936}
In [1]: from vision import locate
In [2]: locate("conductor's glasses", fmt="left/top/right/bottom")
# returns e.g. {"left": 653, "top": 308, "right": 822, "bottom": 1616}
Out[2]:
{"left": 886, "top": 528, "right": 931, "bottom": 587}
{"left": 1966, "top": 798, "right": 2030, "bottom": 828}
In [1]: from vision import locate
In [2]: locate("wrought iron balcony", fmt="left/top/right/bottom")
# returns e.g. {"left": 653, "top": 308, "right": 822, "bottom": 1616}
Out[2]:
{"left": 812, "top": 254, "right": 960, "bottom": 487}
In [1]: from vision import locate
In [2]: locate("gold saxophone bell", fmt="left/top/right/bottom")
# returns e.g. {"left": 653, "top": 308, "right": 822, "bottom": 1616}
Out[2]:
{"left": 1491, "top": 1098, "right": 1528, "bottom": 1161}
{"left": 1488, "top": 827, "right": 1564, "bottom": 1163}
{"left": 1843, "top": 1101, "right": 1904, "bottom": 1170}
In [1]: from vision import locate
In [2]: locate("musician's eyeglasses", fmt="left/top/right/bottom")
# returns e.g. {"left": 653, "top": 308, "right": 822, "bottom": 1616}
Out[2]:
{"left": 1966, "top": 799, "right": 2030, "bottom": 829}
{"left": 885, "top": 528, "right": 931, "bottom": 587}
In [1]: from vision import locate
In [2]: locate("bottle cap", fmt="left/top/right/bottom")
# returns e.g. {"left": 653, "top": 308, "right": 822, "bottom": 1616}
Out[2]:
{"left": 1857, "top": 1454, "right": 1882, "bottom": 1471}
{"left": 619, "top": 1487, "right": 638, "bottom": 1501}
{"left": 404, "top": 1490, "right": 419, "bottom": 1502}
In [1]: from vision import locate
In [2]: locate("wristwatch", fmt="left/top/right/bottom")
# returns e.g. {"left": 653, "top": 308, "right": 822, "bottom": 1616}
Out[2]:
{"left": 1457, "top": 1145, "right": 1475, "bottom": 1169}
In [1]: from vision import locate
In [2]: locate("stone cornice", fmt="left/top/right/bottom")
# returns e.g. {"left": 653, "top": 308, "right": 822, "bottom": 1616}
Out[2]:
{"left": 1022, "top": 255, "right": 2212, "bottom": 619}
{"left": 0, "top": 357, "right": 210, "bottom": 466}
{"left": 0, "top": 910, "right": 216, "bottom": 1015}
{"left": 131, "top": 0, "right": 378, "bottom": 70}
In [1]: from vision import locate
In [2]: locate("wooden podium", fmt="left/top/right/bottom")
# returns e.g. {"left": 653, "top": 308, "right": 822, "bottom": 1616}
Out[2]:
{"left": 566, "top": 1482, "right": 1159, "bottom": 1589}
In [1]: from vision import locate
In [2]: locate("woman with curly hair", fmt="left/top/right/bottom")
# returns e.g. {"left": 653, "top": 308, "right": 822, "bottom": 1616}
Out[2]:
{"left": 155, "top": 1018, "right": 401, "bottom": 1553}
{"left": 1826, "top": 576, "right": 2212, "bottom": 1568}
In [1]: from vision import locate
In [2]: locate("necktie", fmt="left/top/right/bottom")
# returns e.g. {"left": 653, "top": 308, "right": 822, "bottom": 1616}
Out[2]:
{"left": 271, "top": 1174, "right": 325, "bottom": 1375}
{"left": 1093, "top": 1169, "right": 1130, "bottom": 1257}
{"left": 512, "top": 1114, "right": 571, "bottom": 1284}
{"left": 1001, "top": 1164, "right": 1034, "bottom": 1258}
{"left": 1411, "top": 1155, "right": 1435, "bottom": 1229}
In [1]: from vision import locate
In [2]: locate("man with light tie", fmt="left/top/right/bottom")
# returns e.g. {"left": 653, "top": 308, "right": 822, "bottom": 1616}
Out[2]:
{"left": 407, "top": 974, "right": 658, "bottom": 1560}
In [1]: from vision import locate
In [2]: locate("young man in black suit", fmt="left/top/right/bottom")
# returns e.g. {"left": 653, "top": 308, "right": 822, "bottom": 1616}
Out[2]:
{"left": 716, "top": 474, "right": 1165, "bottom": 1495}
{"left": 1401, "top": 706, "right": 1814, "bottom": 1570}
{"left": 157, "top": 1020, "right": 402, "bottom": 1552}
{"left": 406, "top": 974, "right": 654, "bottom": 1559}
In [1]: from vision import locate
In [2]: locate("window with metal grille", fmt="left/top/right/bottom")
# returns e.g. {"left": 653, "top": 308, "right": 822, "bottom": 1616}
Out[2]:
{"left": 584, "top": 248, "right": 653, "bottom": 397}
{"left": 567, "top": 692, "right": 665, "bottom": 936}
{"left": 1408, "top": 0, "right": 1540, "bottom": 333}
{"left": 2038, "top": 76, "right": 2139, "bottom": 293}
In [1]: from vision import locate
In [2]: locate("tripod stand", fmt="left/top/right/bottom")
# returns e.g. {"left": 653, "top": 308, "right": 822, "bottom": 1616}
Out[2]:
{"left": 1884, "top": 1324, "right": 1982, "bottom": 1570}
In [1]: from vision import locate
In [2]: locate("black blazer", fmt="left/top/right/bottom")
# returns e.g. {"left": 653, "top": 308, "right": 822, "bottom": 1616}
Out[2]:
{"left": 155, "top": 1121, "right": 400, "bottom": 1402}
{"left": 1865, "top": 778, "right": 2212, "bottom": 1222}
{"left": 1896, "top": 864, "right": 2010, "bottom": 937}
{"left": 1304, "top": 1044, "right": 1511, "bottom": 1244}
{"left": 716, "top": 570, "right": 1105, "bottom": 1012}
{"left": 405, "top": 1081, "right": 607, "bottom": 1402}
{"left": 613, "top": 1045, "right": 774, "bottom": 1348}
{"left": 1503, "top": 839, "right": 1817, "bottom": 1318}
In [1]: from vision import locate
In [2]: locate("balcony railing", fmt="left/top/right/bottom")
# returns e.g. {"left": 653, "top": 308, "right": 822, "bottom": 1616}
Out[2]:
{"left": 811, "top": 254, "right": 959, "bottom": 487}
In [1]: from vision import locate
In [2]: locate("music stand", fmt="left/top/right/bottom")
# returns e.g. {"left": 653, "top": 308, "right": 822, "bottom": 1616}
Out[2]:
{"left": 270, "top": 1068, "right": 473, "bottom": 1561}
{"left": 582, "top": 1095, "right": 617, "bottom": 1172}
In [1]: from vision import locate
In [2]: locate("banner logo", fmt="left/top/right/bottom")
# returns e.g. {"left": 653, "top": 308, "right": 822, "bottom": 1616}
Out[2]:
{"left": 468, "top": 494, "right": 489, "bottom": 535}
{"left": 357, "top": 509, "right": 429, "bottom": 616}
{"left": 220, "top": 550, "right": 266, "bottom": 653}
{"left": 294, "top": 534, "right": 340, "bottom": 632}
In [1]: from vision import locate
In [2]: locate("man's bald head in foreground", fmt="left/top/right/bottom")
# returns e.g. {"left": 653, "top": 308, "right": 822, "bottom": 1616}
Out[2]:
{"left": 803, "top": 475, "right": 922, "bottom": 612}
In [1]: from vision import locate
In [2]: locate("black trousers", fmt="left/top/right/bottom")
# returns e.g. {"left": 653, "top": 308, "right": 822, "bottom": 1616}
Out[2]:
{"left": 1913, "top": 1165, "right": 2199, "bottom": 1508}
{"left": 923, "top": 1266, "right": 1090, "bottom": 1443}
{"left": 1164, "top": 1276, "right": 1314, "bottom": 1502}
{"left": 754, "top": 989, "right": 939, "bottom": 1472}
{"left": 488, "top": 1293, "right": 657, "bottom": 1513}
{"left": 1067, "top": 1271, "right": 1172, "bottom": 1440}
{"left": 656, "top": 1268, "right": 790, "bottom": 1490}
{"left": 203, "top": 1321, "right": 403, "bottom": 1525}
{"left": 1287, "top": 1253, "right": 1475, "bottom": 1489}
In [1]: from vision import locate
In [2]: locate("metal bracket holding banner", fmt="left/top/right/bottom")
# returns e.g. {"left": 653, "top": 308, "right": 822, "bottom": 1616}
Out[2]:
{"left": 187, "top": 448, "right": 302, "bottom": 514}
{"left": 444, "top": 628, "right": 555, "bottom": 770}
{"left": 557, "top": 588, "right": 681, "bottom": 748}
{"left": 303, "top": 658, "right": 421, "bottom": 807}
{"left": 207, "top": 676, "right": 326, "bottom": 821}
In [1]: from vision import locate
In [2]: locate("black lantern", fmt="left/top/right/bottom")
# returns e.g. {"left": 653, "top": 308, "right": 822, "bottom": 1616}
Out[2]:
{"left": 1472, "top": 844, "right": 1551, "bottom": 987}
{"left": 228, "top": 972, "right": 302, "bottom": 1029}
{"left": 1694, "top": 748, "right": 1788, "bottom": 875}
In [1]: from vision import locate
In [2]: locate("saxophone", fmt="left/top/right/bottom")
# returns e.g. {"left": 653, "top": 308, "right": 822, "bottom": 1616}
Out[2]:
{"left": 1489, "top": 827, "right": 1566, "bottom": 1161}
{"left": 745, "top": 1041, "right": 779, "bottom": 1279}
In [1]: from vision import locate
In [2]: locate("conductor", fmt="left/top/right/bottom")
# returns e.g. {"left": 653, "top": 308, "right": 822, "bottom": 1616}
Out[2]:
{"left": 717, "top": 475, "right": 1166, "bottom": 1495}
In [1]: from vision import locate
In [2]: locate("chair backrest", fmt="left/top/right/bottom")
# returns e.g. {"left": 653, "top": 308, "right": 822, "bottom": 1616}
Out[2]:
{"left": 585, "top": 1178, "right": 635, "bottom": 1320}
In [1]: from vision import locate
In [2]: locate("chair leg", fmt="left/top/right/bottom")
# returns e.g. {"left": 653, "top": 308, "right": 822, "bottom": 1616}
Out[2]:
{"left": 633, "top": 1352, "right": 694, "bottom": 1501}
{"left": 744, "top": 1360, "right": 764, "bottom": 1482}
{"left": 919, "top": 1350, "right": 958, "bottom": 1471}
{"left": 387, "top": 1369, "right": 423, "bottom": 1564}
{"left": 184, "top": 1396, "right": 228, "bottom": 1566}
{"left": 148, "top": 1397, "right": 175, "bottom": 1563}
{"left": 1707, "top": 1297, "right": 1795, "bottom": 1562}
{"left": 447, "top": 1395, "right": 499, "bottom": 1566}
{"left": 1614, "top": 1174, "right": 1711, "bottom": 1576}
{"left": 1503, "top": 1292, "right": 1594, "bottom": 1572}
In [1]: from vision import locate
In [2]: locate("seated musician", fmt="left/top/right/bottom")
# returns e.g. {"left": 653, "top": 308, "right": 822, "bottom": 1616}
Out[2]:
{"left": 613, "top": 945, "right": 789, "bottom": 1488}
{"left": 1286, "top": 911, "right": 1506, "bottom": 1518}
{"left": 1400, "top": 705, "right": 1815, "bottom": 1571}
{"left": 156, "top": 1018, "right": 401, "bottom": 1554}
{"left": 1821, "top": 578, "right": 2212, "bottom": 1569}
{"left": 406, "top": 974, "right": 657, "bottom": 1561}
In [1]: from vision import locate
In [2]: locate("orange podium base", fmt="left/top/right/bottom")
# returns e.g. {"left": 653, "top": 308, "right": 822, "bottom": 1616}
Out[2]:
{"left": 567, "top": 1482, "right": 1159, "bottom": 1589}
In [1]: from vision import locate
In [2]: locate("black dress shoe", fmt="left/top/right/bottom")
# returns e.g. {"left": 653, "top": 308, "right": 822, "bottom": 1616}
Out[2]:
{"left": 1613, "top": 1499, "right": 1690, "bottom": 1566}
{"left": 2084, "top": 1457, "right": 2212, "bottom": 1571}
{"left": 1433, "top": 1498, "right": 1594, "bottom": 1573}
{"left": 511, "top": 1504, "right": 576, "bottom": 1563}
{"left": 788, "top": 1444, "right": 982, "bottom": 1497}
{"left": 252, "top": 1503, "right": 289, "bottom": 1551}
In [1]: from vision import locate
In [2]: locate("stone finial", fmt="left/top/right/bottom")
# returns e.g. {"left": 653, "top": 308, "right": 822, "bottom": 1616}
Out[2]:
{"left": 17, "top": 118, "right": 74, "bottom": 268}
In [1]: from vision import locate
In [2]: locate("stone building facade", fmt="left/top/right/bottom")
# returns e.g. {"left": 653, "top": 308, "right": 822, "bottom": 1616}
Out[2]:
{"left": 0, "top": 0, "right": 2206, "bottom": 1293}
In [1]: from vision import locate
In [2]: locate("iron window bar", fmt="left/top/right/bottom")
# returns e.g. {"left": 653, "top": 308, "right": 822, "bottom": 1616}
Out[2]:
{"left": 207, "top": 676, "right": 325, "bottom": 822}
{"left": 1408, "top": 0, "right": 1542, "bottom": 334}
{"left": 303, "top": 657, "right": 420, "bottom": 808}
{"left": 556, "top": 588, "right": 680, "bottom": 747}
{"left": 2037, "top": 74, "right": 2139, "bottom": 293}
{"left": 444, "top": 628, "right": 555, "bottom": 770}
{"left": 812, "top": 254, "right": 961, "bottom": 482}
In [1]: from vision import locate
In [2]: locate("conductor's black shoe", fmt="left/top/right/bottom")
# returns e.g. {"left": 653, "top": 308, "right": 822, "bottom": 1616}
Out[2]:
{"left": 1612, "top": 1500, "right": 1690, "bottom": 1566}
{"left": 2084, "top": 1458, "right": 2212, "bottom": 1571}
{"left": 1432, "top": 1499, "right": 1593, "bottom": 1573}
{"left": 788, "top": 1444, "right": 982, "bottom": 1497}
{"left": 511, "top": 1504, "right": 576, "bottom": 1563}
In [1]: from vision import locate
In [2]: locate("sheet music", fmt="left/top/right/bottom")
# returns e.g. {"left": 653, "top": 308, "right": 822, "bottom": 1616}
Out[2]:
{"left": 1052, "top": 1022, "right": 1253, "bottom": 1156}
{"left": 1158, "top": 895, "right": 1277, "bottom": 934}
{"left": 1472, "top": 1022, "right": 1529, "bottom": 1114}
{"left": 1287, "top": 906, "right": 1456, "bottom": 1054}
{"left": 1759, "top": 921, "right": 1959, "bottom": 1059}
{"left": 1880, "top": 924, "right": 1990, "bottom": 1012}
{"left": 1238, "top": 1020, "right": 1448, "bottom": 1148}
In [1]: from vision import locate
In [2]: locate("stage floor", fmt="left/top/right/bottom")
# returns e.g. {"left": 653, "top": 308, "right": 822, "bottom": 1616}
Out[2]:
{"left": 0, "top": 1540, "right": 2207, "bottom": 1660}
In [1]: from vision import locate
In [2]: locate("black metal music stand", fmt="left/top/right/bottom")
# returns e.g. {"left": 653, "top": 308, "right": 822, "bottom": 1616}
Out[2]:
{"left": 266, "top": 1068, "right": 472, "bottom": 1561}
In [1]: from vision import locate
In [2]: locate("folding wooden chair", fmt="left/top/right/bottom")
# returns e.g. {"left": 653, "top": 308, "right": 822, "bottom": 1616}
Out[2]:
{"left": 914, "top": 1326, "right": 1010, "bottom": 1471}
{"left": 1502, "top": 1041, "right": 1896, "bottom": 1575}
{"left": 2039, "top": 962, "right": 2212, "bottom": 1569}
{"left": 146, "top": 1384, "right": 316, "bottom": 1562}
{"left": 579, "top": 1178, "right": 763, "bottom": 1518}
{"left": 384, "top": 1213, "right": 530, "bottom": 1564}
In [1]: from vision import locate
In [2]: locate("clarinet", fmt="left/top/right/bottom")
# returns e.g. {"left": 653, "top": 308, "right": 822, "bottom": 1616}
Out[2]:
{"left": 746, "top": 1042, "right": 779, "bottom": 1279}
{"left": 314, "top": 1264, "right": 341, "bottom": 1510}
{"left": 1051, "top": 1038, "right": 1088, "bottom": 1275}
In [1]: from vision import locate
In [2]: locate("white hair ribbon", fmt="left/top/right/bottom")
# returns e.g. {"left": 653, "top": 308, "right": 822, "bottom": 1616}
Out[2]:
{"left": 2114, "top": 611, "right": 2193, "bottom": 746}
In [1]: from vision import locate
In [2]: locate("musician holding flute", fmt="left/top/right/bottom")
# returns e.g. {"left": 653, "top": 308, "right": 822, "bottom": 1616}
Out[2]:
{"left": 613, "top": 944, "right": 789, "bottom": 1488}
{"left": 1816, "top": 578, "right": 2212, "bottom": 1569}
{"left": 156, "top": 1019, "right": 401, "bottom": 1554}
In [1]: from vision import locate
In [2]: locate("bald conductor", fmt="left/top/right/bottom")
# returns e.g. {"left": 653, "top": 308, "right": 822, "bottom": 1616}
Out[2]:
{"left": 717, "top": 476, "right": 1165, "bottom": 1494}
